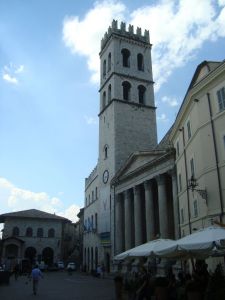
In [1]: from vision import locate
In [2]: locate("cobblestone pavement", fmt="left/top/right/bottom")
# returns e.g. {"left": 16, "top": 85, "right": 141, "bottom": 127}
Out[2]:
{"left": 0, "top": 271, "right": 115, "bottom": 300}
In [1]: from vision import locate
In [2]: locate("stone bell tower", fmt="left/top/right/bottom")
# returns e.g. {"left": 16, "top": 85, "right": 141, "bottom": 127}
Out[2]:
{"left": 97, "top": 20, "right": 157, "bottom": 264}
{"left": 98, "top": 20, "right": 157, "bottom": 182}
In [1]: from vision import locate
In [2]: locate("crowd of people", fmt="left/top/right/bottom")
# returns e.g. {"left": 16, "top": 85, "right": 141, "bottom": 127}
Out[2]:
{"left": 114, "top": 260, "right": 225, "bottom": 300}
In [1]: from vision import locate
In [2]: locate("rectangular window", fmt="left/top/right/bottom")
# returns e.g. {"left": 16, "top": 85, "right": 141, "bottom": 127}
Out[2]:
{"left": 190, "top": 158, "right": 195, "bottom": 177}
{"left": 187, "top": 120, "right": 191, "bottom": 140}
{"left": 193, "top": 200, "right": 198, "bottom": 218}
{"left": 91, "top": 215, "right": 94, "bottom": 230}
{"left": 223, "top": 135, "right": 225, "bottom": 149}
{"left": 176, "top": 140, "right": 180, "bottom": 157}
{"left": 95, "top": 187, "right": 98, "bottom": 200}
{"left": 217, "top": 87, "right": 225, "bottom": 112}
{"left": 88, "top": 195, "right": 90, "bottom": 205}
{"left": 178, "top": 173, "right": 182, "bottom": 192}
{"left": 92, "top": 191, "right": 94, "bottom": 201}
{"left": 180, "top": 208, "right": 184, "bottom": 224}
{"left": 95, "top": 213, "right": 98, "bottom": 230}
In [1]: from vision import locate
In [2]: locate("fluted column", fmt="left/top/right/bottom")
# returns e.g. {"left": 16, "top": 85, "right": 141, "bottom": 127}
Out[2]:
{"left": 124, "top": 189, "right": 132, "bottom": 250}
{"left": 170, "top": 169, "right": 179, "bottom": 239}
{"left": 156, "top": 174, "right": 169, "bottom": 238}
{"left": 144, "top": 180, "right": 155, "bottom": 241}
{"left": 115, "top": 193, "right": 123, "bottom": 254}
{"left": 133, "top": 185, "right": 142, "bottom": 246}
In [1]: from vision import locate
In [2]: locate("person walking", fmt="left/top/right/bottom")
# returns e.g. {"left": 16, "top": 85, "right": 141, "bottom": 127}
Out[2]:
{"left": 14, "top": 263, "right": 20, "bottom": 280}
{"left": 31, "top": 264, "right": 43, "bottom": 295}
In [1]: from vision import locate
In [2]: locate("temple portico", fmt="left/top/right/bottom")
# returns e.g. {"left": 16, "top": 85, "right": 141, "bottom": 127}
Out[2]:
{"left": 114, "top": 166, "right": 177, "bottom": 255}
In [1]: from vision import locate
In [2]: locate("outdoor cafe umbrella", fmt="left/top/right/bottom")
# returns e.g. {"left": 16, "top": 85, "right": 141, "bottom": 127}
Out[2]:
{"left": 114, "top": 239, "right": 177, "bottom": 260}
{"left": 177, "top": 226, "right": 225, "bottom": 252}
{"left": 155, "top": 226, "right": 225, "bottom": 258}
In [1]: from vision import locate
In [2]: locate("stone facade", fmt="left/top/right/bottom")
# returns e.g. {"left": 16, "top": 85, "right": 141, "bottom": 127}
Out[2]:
{"left": 170, "top": 60, "right": 225, "bottom": 236}
{"left": 0, "top": 209, "right": 76, "bottom": 270}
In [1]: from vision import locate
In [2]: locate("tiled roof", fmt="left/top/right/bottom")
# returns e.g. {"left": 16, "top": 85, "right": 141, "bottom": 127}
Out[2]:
{"left": 0, "top": 209, "right": 69, "bottom": 223}
{"left": 155, "top": 125, "right": 174, "bottom": 151}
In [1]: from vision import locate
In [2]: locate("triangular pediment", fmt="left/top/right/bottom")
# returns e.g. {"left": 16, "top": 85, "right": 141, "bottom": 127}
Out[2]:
{"left": 188, "top": 61, "right": 221, "bottom": 90}
{"left": 113, "top": 150, "right": 166, "bottom": 182}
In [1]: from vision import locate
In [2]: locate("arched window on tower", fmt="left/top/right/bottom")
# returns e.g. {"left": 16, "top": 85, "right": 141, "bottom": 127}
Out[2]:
{"left": 104, "top": 145, "right": 108, "bottom": 159}
{"left": 103, "top": 60, "right": 106, "bottom": 77}
{"left": 137, "top": 53, "right": 144, "bottom": 71}
{"left": 122, "top": 81, "right": 131, "bottom": 101}
{"left": 138, "top": 85, "right": 146, "bottom": 104}
{"left": 12, "top": 226, "right": 19, "bottom": 236}
{"left": 102, "top": 91, "right": 106, "bottom": 108}
{"left": 108, "top": 84, "right": 111, "bottom": 103}
{"left": 121, "top": 49, "right": 130, "bottom": 67}
{"left": 108, "top": 53, "right": 111, "bottom": 72}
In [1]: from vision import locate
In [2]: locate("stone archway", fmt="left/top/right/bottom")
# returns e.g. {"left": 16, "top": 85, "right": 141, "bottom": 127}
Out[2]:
{"left": 95, "top": 247, "right": 98, "bottom": 270}
{"left": 105, "top": 252, "right": 110, "bottom": 273}
{"left": 91, "top": 247, "right": 94, "bottom": 271}
{"left": 42, "top": 247, "right": 54, "bottom": 266}
{"left": 5, "top": 244, "right": 19, "bottom": 259}
{"left": 25, "top": 247, "right": 37, "bottom": 265}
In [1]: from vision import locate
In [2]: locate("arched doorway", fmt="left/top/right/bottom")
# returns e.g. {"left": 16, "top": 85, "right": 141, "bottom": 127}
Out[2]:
{"left": 95, "top": 247, "right": 98, "bottom": 270}
{"left": 5, "top": 244, "right": 19, "bottom": 259}
{"left": 42, "top": 247, "right": 54, "bottom": 266}
{"left": 87, "top": 248, "right": 90, "bottom": 272}
{"left": 105, "top": 252, "right": 110, "bottom": 273}
{"left": 25, "top": 247, "right": 37, "bottom": 265}
{"left": 91, "top": 247, "right": 93, "bottom": 271}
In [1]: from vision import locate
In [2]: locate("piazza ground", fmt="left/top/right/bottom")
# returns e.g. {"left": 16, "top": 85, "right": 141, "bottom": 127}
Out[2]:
{"left": 0, "top": 271, "right": 115, "bottom": 300}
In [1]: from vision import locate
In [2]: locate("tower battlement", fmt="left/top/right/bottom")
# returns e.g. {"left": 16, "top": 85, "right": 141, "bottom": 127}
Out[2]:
{"left": 101, "top": 20, "right": 150, "bottom": 50}
{"left": 85, "top": 165, "right": 98, "bottom": 188}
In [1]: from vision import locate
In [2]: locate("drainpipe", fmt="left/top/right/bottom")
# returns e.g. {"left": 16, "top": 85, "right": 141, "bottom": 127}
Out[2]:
{"left": 112, "top": 183, "right": 116, "bottom": 257}
{"left": 180, "top": 127, "right": 192, "bottom": 234}
{"left": 207, "top": 92, "right": 224, "bottom": 222}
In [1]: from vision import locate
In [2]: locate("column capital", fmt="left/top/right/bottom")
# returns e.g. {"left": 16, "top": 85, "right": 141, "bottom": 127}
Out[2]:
{"left": 156, "top": 174, "right": 165, "bottom": 185}
{"left": 133, "top": 185, "right": 141, "bottom": 196}
{"left": 144, "top": 180, "right": 152, "bottom": 191}
{"left": 123, "top": 189, "right": 131, "bottom": 198}
{"left": 115, "top": 193, "right": 122, "bottom": 203}
{"left": 168, "top": 168, "right": 177, "bottom": 179}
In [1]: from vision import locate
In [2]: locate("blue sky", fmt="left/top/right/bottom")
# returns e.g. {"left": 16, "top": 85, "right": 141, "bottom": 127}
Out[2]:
{"left": 0, "top": 0, "right": 225, "bottom": 222}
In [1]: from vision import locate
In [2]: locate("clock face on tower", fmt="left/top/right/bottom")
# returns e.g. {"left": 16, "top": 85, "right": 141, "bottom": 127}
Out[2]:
{"left": 103, "top": 170, "right": 109, "bottom": 184}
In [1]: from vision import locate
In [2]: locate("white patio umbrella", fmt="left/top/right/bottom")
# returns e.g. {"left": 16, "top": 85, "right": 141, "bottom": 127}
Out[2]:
{"left": 114, "top": 248, "right": 133, "bottom": 260}
{"left": 178, "top": 226, "right": 225, "bottom": 252}
{"left": 156, "top": 226, "right": 225, "bottom": 259}
{"left": 114, "top": 239, "right": 176, "bottom": 260}
{"left": 130, "top": 239, "right": 177, "bottom": 257}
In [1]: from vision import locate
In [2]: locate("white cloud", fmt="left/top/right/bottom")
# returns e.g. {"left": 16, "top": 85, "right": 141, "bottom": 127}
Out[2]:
{"left": 59, "top": 204, "right": 80, "bottom": 223}
{"left": 2, "top": 73, "right": 18, "bottom": 84}
{"left": 62, "top": 0, "right": 126, "bottom": 84}
{"left": 161, "top": 96, "right": 179, "bottom": 107}
{"left": 0, "top": 177, "right": 80, "bottom": 223}
{"left": 62, "top": 0, "right": 225, "bottom": 91}
{"left": 218, "top": 0, "right": 225, "bottom": 5}
{"left": 2, "top": 63, "right": 25, "bottom": 85}
{"left": 157, "top": 113, "right": 169, "bottom": 122}
{"left": 15, "top": 65, "right": 24, "bottom": 74}
{"left": 84, "top": 115, "right": 98, "bottom": 125}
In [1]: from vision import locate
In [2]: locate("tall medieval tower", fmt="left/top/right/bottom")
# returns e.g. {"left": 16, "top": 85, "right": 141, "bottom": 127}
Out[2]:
{"left": 97, "top": 20, "right": 157, "bottom": 265}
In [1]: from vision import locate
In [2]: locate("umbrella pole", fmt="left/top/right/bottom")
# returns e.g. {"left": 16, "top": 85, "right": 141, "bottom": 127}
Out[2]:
{"left": 191, "top": 257, "right": 195, "bottom": 272}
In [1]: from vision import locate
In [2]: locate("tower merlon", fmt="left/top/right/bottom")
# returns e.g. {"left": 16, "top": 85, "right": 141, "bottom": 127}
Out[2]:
{"left": 101, "top": 19, "right": 150, "bottom": 51}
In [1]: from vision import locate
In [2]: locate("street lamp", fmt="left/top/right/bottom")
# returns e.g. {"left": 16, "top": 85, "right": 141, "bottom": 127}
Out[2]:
{"left": 187, "top": 175, "right": 207, "bottom": 201}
